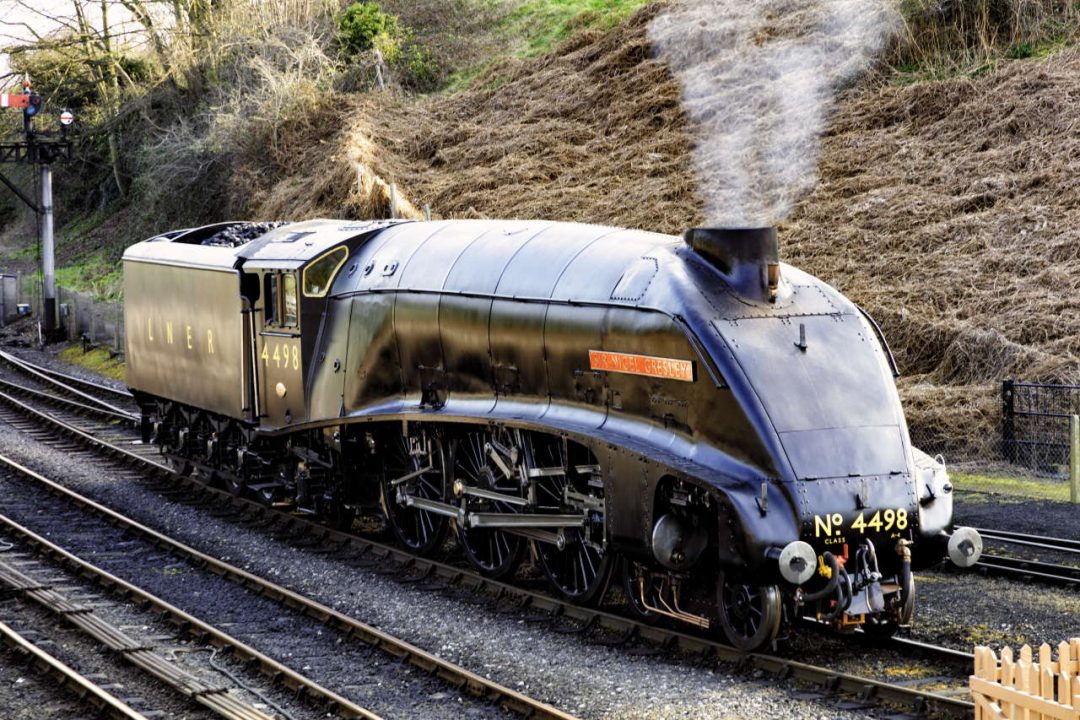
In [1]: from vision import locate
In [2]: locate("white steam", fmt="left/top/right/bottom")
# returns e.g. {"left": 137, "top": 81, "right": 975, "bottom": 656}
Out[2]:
{"left": 649, "top": 0, "right": 899, "bottom": 226}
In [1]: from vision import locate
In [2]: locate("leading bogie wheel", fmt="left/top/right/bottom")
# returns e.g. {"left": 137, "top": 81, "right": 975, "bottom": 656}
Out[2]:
{"left": 716, "top": 572, "right": 782, "bottom": 652}
{"left": 380, "top": 431, "right": 450, "bottom": 556}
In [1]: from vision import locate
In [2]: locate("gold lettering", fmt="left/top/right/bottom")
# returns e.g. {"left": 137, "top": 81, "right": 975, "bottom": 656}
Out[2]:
{"left": 166, "top": 322, "right": 173, "bottom": 344}
{"left": 814, "top": 515, "right": 832, "bottom": 538}
{"left": 147, "top": 317, "right": 153, "bottom": 342}
{"left": 207, "top": 329, "right": 214, "bottom": 355}
{"left": 186, "top": 325, "right": 193, "bottom": 350}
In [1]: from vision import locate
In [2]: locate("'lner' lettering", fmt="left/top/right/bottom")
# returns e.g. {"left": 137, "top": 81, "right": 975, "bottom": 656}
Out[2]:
{"left": 186, "top": 325, "right": 193, "bottom": 350}
{"left": 207, "top": 329, "right": 215, "bottom": 354}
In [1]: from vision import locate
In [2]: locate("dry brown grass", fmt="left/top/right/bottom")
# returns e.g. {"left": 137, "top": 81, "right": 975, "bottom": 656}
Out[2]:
{"left": 359, "top": 5, "right": 703, "bottom": 233}
{"left": 149, "top": 3, "right": 1080, "bottom": 457}
{"left": 784, "top": 49, "right": 1080, "bottom": 449}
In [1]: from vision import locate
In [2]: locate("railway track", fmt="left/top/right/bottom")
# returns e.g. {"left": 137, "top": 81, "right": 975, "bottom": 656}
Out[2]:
{"left": 0, "top": 616, "right": 152, "bottom": 720}
{"left": 0, "top": 354, "right": 978, "bottom": 719}
{"left": 968, "top": 527, "right": 1080, "bottom": 587}
{"left": 0, "top": 451, "right": 574, "bottom": 720}
{"left": 0, "top": 350, "right": 137, "bottom": 422}
{"left": 0, "top": 535, "right": 288, "bottom": 720}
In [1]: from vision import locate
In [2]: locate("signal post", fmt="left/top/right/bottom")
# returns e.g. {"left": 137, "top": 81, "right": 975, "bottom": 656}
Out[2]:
{"left": 0, "top": 82, "right": 73, "bottom": 341}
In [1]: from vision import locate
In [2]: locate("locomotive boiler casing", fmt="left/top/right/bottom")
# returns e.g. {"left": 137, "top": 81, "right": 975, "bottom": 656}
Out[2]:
{"left": 290, "top": 219, "right": 953, "bottom": 575}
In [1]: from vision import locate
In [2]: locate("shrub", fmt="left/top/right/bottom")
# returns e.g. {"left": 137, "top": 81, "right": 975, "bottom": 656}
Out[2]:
{"left": 396, "top": 42, "right": 443, "bottom": 91}
{"left": 337, "top": 2, "right": 400, "bottom": 58}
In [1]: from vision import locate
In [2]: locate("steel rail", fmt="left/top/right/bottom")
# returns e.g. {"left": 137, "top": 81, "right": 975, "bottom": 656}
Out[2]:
{"left": 14, "top": 356, "right": 134, "bottom": 400}
{"left": 0, "top": 379, "right": 975, "bottom": 718}
{"left": 0, "top": 504, "right": 381, "bottom": 720}
{"left": 0, "top": 618, "right": 150, "bottom": 720}
{"left": 0, "top": 451, "right": 576, "bottom": 720}
{"left": 0, "top": 550, "right": 278, "bottom": 720}
{"left": 0, "top": 349, "right": 137, "bottom": 420}
{"left": 0, "top": 376, "right": 136, "bottom": 424}
{"left": 974, "top": 555, "right": 1080, "bottom": 586}
{"left": 975, "top": 527, "right": 1080, "bottom": 555}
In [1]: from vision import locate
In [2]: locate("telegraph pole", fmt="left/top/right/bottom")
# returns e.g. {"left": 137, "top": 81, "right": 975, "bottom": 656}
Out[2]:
{"left": 0, "top": 81, "right": 73, "bottom": 341}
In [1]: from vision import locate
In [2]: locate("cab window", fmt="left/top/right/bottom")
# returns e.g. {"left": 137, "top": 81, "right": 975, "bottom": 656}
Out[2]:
{"left": 264, "top": 274, "right": 278, "bottom": 325}
{"left": 282, "top": 274, "right": 298, "bottom": 327}
{"left": 263, "top": 272, "right": 299, "bottom": 328}
{"left": 303, "top": 246, "right": 348, "bottom": 298}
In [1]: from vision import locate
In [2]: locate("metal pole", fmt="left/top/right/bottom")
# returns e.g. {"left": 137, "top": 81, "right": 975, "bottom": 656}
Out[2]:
{"left": 1071, "top": 414, "right": 1080, "bottom": 504}
{"left": 389, "top": 183, "right": 397, "bottom": 219}
{"left": 40, "top": 162, "right": 56, "bottom": 335}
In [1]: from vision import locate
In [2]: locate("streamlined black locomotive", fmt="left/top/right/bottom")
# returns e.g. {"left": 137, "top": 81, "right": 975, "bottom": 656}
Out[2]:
{"left": 123, "top": 218, "right": 981, "bottom": 650}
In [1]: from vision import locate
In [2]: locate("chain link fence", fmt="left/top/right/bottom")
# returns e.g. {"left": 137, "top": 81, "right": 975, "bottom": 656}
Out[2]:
{"left": 904, "top": 381, "right": 1077, "bottom": 481}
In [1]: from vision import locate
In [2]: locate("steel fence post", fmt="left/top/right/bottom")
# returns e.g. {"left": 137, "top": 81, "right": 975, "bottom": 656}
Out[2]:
{"left": 1002, "top": 380, "right": 1015, "bottom": 464}
{"left": 1072, "top": 414, "right": 1080, "bottom": 504}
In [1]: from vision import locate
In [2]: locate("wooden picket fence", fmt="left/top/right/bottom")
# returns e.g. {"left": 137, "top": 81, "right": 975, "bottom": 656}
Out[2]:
{"left": 971, "top": 641, "right": 1080, "bottom": 719}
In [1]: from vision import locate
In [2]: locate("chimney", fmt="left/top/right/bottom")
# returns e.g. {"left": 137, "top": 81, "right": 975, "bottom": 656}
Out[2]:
{"left": 683, "top": 227, "right": 781, "bottom": 302}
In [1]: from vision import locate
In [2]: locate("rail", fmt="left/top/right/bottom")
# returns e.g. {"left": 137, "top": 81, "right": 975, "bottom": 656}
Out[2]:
{"left": 0, "top": 618, "right": 149, "bottom": 720}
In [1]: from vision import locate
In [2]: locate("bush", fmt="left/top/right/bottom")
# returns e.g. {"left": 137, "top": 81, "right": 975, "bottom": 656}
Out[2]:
{"left": 337, "top": 2, "right": 400, "bottom": 58}
{"left": 397, "top": 42, "right": 443, "bottom": 91}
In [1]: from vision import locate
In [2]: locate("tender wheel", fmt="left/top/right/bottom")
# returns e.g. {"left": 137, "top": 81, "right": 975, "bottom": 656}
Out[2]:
{"left": 716, "top": 572, "right": 782, "bottom": 652}
{"left": 224, "top": 471, "right": 245, "bottom": 497}
{"left": 453, "top": 429, "right": 525, "bottom": 578}
{"left": 380, "top": 431, "right": 450, "bottom": 556}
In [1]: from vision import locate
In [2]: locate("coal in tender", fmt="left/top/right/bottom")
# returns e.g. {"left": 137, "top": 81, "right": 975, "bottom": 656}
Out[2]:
{"left": 201, "top": 221, "right": 291, "bottom": 247}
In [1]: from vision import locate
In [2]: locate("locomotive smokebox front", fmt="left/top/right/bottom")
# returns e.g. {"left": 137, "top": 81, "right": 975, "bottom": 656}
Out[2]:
{"left": 683, "top": 226, "right": 782, "bottom": 302}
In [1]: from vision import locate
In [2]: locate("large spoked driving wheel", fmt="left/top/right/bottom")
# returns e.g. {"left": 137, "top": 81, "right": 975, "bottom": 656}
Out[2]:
{"left": 526, "top": 434, "right": 611, "bottom": 604}
{"left": 717, "top": 572, "right": 782, "bottom": 652}
{"left": 535, "top": 536, "right": 612, "bottom": 604}
{"left": 380, "top": 431, "right": 449, "bottom": 556}
{"left": 453, "top": 430, "right": 525, "bottom": 578}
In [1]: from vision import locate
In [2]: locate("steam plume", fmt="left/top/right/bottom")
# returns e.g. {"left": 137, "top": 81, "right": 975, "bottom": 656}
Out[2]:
{"left": 649, "top": 0, "right": 899, "bottom": 226}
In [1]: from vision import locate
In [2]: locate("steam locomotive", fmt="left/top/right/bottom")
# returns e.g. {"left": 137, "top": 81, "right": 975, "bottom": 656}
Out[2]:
{"left": 123, "top": 218, "right": 982, "bottom": 651}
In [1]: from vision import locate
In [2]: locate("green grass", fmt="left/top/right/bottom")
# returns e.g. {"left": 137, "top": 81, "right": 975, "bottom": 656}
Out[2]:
{"left": 58, "top": 345, "right": 125, "bottom": 382}
{"left": 505, "top": 0, "right": 651, "bottom": 57}
{"left": 53, "top": 258, "right": 123, "bottom": 300}
{"left": 951, "top": 472, "right": 1073, "bottom": 502}
{"left": 442, "top": 0, "right": 650, "bottom": 92}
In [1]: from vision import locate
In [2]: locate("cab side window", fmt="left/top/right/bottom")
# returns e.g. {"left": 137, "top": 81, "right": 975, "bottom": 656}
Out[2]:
{"left": 264, "top": 274, "right": 278, "bottom": 326}
{"left": 282, "top": 273, "right": 298, "bottom": 327}
{"left": 303, "top": 246, "right": 348, "bottom": 298}
{"left": 263, "top": 272, "right": 298, "bottom": 329}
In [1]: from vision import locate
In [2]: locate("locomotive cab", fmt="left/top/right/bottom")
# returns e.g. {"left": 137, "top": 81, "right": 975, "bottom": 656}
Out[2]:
{"left": 236, "top": 224, "right": 367, "bottom": 431}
